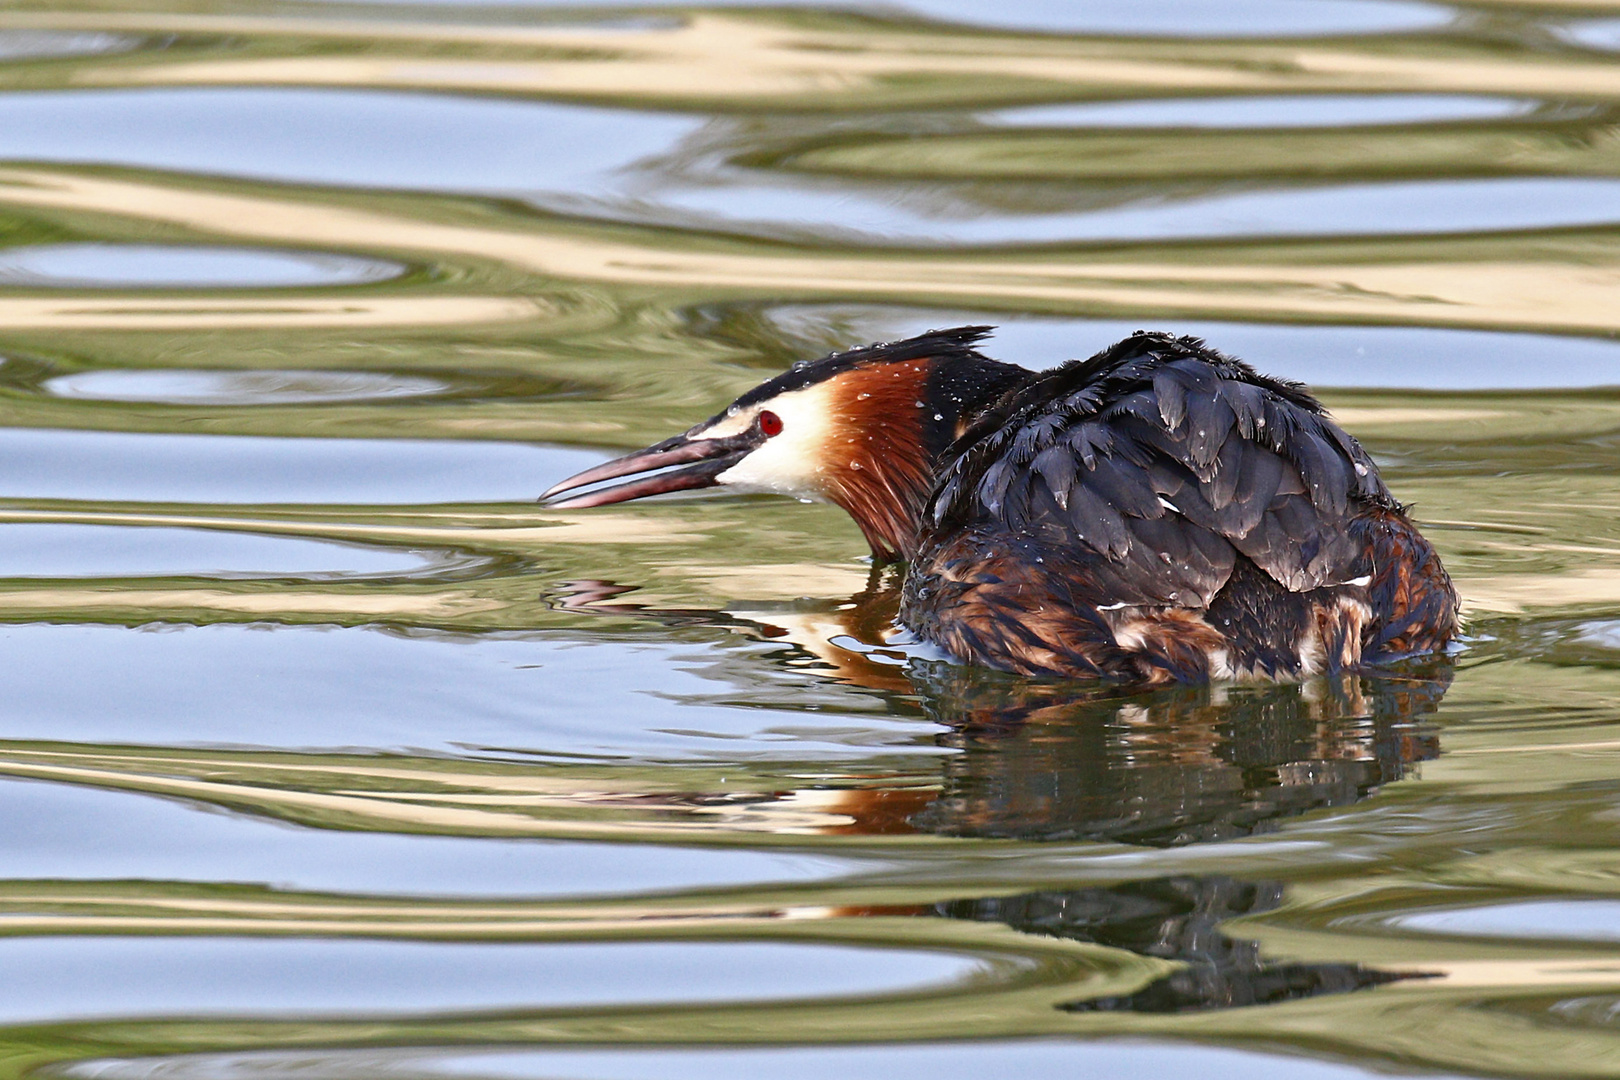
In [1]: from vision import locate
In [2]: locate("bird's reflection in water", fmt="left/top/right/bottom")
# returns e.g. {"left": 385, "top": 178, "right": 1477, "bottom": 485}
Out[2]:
{"left": 945, "top": 876, "right": 1412, "bottom": 1014}
{"left": 551, "top": 573, "right": 1450, "bottom": 1012}
{"left": 893, "top": 653, "right": 1443, "bottom": 1013}
{"left": 907, "top": 658, "right": 1445, "bottom": 846}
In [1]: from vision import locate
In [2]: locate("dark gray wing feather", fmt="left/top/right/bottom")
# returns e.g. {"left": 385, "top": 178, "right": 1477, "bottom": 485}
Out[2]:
{"left": 924, "top": 333, "right": 1395, "bottom": 606}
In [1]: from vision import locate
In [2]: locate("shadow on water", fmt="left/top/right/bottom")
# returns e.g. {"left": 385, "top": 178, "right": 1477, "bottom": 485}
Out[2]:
{"left": 552, "top": 569, "right": 1451, "bottom": 1014}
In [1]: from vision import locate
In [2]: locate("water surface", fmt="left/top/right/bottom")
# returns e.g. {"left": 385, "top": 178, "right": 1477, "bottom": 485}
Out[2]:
{"left": 0, "top": 1, "right": 1618, "bottom": 1078}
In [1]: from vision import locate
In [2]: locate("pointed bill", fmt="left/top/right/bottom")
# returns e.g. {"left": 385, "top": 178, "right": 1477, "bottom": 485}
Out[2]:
{"left": 541, "top": 430, "right": 762, "bottom": 508}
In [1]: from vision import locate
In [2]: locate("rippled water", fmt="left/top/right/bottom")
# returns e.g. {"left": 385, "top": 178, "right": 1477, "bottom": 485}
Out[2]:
{"left": 1, "top": 1, "right": 1618, "bottom": 1077}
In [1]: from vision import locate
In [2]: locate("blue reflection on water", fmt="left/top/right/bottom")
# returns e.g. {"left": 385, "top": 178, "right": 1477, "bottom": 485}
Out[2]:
{"left": 2, "top": 777, "right": 861, "bottom": 895}
{"left": 992, "top": 94, "right": 1537, "bottom": 129}
{"left": 1566, "top": 18, "right": 1620, "bottom": 52}
{"left": 642, "top": 176, "right": 1620, "bottom": 245}
{"left": 0, "top": 523, "right": 446, "bottom": 578}
{"left": 338, "top": 1042, "right": 1464, "bottom": 1080}
{"left": 0, "top": 88, "right": 703, "bottom": 194}
{"left": 0, "top": 244, "right": 403, "bottom": 288}
{"left": 0, "top": 937, "right": 973, "bottom": 1022}
{"left": 0, "top": 623, "right": 928, "bottom": 756}
{"left": 0, "top": 429, "right": 595, "bottom": 504}
{"left": 44, "top": 369, "right": 447, "bottom": 405}
{"left": 1400, "top": 900, "right": 1620, "bottom": 941}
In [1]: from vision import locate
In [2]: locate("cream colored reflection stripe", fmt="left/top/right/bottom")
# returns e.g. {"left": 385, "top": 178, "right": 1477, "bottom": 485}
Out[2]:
{"left": 0, "top": 296, "right": 541, "bottom": 330}
{"left": 1457, "top": 568, "right": 1620, "bottom": 613}
{"left": 0, "top": 757, "right": 866, "bottom": 838}
{"left": 87, "top": 50, "right": 1620, "bottom": 103}
{"left": 1, "top": 169, "right": 1617, "bottom": 335}
{"left": 0, "top": 508, "right": 714, "bottom": 547}
{"left": 12, "top": 11, "right": 1620, "bottom": 101}
{"left": 1391, "top": 959, "right": 1620, "bottom": 990}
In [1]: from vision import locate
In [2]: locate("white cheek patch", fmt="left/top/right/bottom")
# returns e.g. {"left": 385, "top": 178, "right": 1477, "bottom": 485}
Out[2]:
{"left": 712, "top": 383, "right": 836, "bottom": 499}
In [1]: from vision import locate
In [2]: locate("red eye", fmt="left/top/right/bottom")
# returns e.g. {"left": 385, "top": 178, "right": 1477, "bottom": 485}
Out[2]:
{"left": 758, "top": 410, "right": 783, "bottom": 437}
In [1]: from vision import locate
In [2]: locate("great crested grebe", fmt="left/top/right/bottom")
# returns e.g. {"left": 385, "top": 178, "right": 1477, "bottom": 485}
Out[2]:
{"left": 543, "top": 327, "right": 1458, "bottom": 684}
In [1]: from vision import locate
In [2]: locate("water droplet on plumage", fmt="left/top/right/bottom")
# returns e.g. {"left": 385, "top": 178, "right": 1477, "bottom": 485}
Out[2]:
{"left": 856, "top": 392, "right": 871, "bottom": 400}
{"left": 1354, "top": 462, "right": 1369, "bottom": 476}
{"left": 933, "top": 413, "right": 943, "bottom": 421}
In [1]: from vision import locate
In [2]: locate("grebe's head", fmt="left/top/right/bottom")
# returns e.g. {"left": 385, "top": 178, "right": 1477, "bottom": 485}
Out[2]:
{"left": 541, "top": 326, "right": 1023, "bottom": 561}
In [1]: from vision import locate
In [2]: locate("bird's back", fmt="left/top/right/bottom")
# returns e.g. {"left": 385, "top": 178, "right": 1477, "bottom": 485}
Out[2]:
{"left": 899, "top": 332, "right": 1457, "bottom": 683}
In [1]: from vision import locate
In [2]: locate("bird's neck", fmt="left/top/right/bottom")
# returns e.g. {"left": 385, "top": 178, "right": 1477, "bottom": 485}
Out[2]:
{"left": 823, "top": 353, "right": 1027, "bottom": 562}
